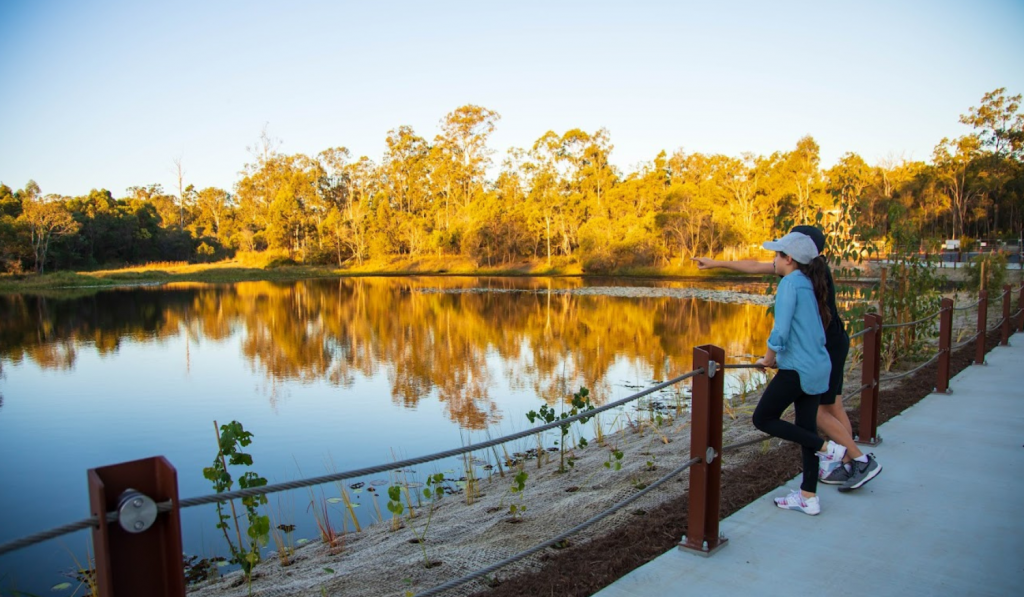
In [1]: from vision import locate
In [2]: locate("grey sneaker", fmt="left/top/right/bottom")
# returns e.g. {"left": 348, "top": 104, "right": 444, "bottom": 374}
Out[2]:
{"left": 820, "top": 462, "right": 852, "bottom": 485}
{"left": 838, "top": 454, "right": 882, "bottom": 492}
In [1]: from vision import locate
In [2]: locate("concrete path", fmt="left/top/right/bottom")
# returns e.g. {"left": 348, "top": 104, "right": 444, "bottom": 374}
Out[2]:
{"left": 595, "top": 340, "right": 1024, "bottom": 597}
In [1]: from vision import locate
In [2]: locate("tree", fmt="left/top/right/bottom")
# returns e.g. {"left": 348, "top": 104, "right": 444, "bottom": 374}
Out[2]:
{"left": 19, "top": 195, "right": 80, "bottom": 272}
{"left": 933, "top": 135, "right": 982, "bottom": 239}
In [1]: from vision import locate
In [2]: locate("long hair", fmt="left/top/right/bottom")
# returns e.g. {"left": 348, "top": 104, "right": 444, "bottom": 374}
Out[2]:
{"left": 794, "top": 255, "right": 832, "bottom": 329}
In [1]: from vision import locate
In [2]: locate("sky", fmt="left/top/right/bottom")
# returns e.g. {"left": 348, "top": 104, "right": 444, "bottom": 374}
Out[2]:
{"left": 0, "top": 0, "right": 1022, "bottom": 199}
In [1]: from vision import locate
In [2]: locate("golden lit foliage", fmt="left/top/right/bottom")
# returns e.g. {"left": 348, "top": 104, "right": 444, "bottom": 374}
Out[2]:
{"left": 0, "top": 279, "right": 774, "bottom": 428}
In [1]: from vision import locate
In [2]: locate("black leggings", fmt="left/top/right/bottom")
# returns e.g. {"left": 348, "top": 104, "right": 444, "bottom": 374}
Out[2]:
{"left": 752, "top": 369, "right": 824, "bottom": 493}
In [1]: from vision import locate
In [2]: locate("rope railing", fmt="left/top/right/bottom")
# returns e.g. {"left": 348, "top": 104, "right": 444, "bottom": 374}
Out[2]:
{"left": 878, "top": 351, "right": 942, "bottom": 383}
{"left": 988, "top": 317, "right": 1007, "bottom": 334}
{"left": 952, "top": 332, "right": 981, "bottom": 350}
{"left": 954, "top": 298, "right": 984, "bottom": 311}
{"left": 0, "top": 369, "right": 705, "bottom": 557}
{"left": 880, "top": 309, "right": 944, "bottom": 329}
{"left": 412, "top": 456, "right": 701, "bottom": 597}
{"left": 842, "top": 382, "right": 874, "bottom": 402}
{"left": 722, "top": 434, "right": 772, "bottom": 453}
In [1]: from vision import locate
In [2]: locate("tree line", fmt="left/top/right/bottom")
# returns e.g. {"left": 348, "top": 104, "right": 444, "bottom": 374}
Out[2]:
{"left": 1, "top": 88, "right": 1021, "bottom": 274}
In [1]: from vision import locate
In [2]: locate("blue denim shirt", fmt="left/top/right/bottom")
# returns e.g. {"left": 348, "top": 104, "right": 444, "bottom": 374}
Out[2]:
{"left": 767, "top": 270, "right": 831, "bottom": 395}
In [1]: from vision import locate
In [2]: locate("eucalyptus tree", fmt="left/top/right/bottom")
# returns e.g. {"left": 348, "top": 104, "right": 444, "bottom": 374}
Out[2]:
{"left": 434, "top": 105, "right": 500, "bottom": 240}
{"left": 19, "top": 193, "right": 79, "bottom": 273}
{"left": 932, "top": 134, "right": 982, "bottom": 240}
{"left": 381, "top": 126, "right": 432, "bottom": 256}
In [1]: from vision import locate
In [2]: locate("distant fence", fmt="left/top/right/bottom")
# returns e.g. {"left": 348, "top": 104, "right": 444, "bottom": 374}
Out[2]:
{"left": 1, "top": 285, "right": 1022, "bottom": 596}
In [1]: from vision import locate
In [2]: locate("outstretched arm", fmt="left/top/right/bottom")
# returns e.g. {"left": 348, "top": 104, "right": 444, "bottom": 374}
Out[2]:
{"left": 692, "top": 258, "right": 774, "bottom": 275}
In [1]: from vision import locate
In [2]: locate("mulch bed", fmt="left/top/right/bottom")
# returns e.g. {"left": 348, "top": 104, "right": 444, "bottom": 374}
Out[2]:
{"left": 470, "top": 329, "right": 1005, "bottom": 597}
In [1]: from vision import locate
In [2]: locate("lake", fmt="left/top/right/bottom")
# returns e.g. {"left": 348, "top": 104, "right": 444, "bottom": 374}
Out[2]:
{"left": 0, "top": 276, "right": 774, "bottom": 593}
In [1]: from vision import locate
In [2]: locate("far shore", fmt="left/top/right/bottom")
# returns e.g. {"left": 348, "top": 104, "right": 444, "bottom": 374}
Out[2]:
{"left": 1, "top": 255, "right": 997, "bottom": 295}
{"left": 0, "top": 257, "right": 757, "bottom": 294}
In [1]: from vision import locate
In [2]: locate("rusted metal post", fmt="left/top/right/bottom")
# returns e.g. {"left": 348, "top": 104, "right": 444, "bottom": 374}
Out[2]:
{"left": 680, "top": 344, "right": 728, "bottom": 556}
{"left": 936, "top": 298, "right": 953, "bottom": 393}
{"left": 1001, "top": 285, "right": 1011, "bottom": 346}
{"left": 975, "top": 289, "right": 988, "bottom": 365}
{"left": 88, "top": 456, "right": 185, "bottom": 597}
{"left": 855, "top": 313, "right": 883, "bottom": 446}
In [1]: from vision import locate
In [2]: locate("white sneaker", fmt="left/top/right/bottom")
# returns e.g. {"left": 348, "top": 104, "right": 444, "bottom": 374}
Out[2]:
{"left": 774, "top": 489, "right": 820, "bottom": 515}
{"left": 817, "top": 440, "right": 847, "bottom": 479}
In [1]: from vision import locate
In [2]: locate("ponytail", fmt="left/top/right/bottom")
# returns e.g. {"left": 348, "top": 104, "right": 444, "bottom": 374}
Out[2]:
{"left": 796, "top": 256, "right": 832, "bottom": 330}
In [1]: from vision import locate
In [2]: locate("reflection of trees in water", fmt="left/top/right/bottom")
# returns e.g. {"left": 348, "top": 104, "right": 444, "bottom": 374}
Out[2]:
{"left": 0, "top": 279, "right": 773, "bottom": 429}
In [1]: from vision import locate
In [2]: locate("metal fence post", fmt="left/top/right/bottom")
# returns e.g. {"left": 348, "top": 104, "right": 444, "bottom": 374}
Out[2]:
{"left": 936, "top": 298, "right": 953, "bottom": 393}
{"left": 1001, "top": 285, "right": 1011, "bottom": 346}
{"left": 975, "top": 289, "right": 988, "bottom": 365}
{"left": 88, "top": 456, "right": 185, "bottom": 597}
{"left": 679, "top": 344, "right": 728, "bottom": 556}
{"left": 855, "top": 313, "right": 883, "bottom": 446}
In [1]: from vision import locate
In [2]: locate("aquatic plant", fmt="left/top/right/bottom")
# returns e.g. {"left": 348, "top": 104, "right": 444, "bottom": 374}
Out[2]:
{"left": 202, "top": 420, "right": 270, "bottom": 581}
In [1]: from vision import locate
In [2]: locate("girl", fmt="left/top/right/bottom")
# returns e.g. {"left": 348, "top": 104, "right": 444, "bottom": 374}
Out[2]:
{"left": 752, "top": 231, "right": 843, "bottom": 515}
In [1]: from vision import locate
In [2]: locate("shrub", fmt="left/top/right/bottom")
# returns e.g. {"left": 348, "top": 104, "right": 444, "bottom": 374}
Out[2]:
{"left": 965, "top": 252, "right": 1008, "bottom": 292}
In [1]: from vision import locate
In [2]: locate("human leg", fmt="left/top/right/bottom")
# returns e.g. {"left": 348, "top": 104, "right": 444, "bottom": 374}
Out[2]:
{"left": 753, "top": 371, "right": 825, "bottom": 501}
{"left": 792, "top": 391, "right": 821, "bottom": 495}
{"left": 817, "top": 401, "right": 862, "bottom": 460}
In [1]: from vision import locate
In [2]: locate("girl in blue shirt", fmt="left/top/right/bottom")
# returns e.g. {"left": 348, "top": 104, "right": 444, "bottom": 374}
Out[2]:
{"left": 753, "top": 232, "right": 843, "bottom": 515}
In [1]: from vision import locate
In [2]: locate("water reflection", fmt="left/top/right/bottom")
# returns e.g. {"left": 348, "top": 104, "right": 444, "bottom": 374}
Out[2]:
{"left": 0, "top": 277, "right": 773, "bottom": 429}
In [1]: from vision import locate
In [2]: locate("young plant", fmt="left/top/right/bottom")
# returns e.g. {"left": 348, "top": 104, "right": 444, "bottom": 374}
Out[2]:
{"left": 386, "top": 485, "right": 406, "bottom": 531}
{"left": 525, "top": 386, "right": 596, "bottom": 473}
{"left": 408, "top": 473, "right": 446, "bottom": 568}
{"left": 507, "top": 469, "right": 529, "bottom": 520}
{"left": 202, "top": 420, "right": 270, "bottom": 581}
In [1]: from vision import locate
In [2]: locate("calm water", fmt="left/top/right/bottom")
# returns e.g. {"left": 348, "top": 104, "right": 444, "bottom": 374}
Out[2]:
{"left": 0, "top": 276, "right": 773, "bottom": 593}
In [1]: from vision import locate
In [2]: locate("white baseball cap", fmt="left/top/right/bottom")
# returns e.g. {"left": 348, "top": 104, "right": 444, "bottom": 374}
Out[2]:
{"left": 763, "top": 232, "right": 819, "bottom": 264}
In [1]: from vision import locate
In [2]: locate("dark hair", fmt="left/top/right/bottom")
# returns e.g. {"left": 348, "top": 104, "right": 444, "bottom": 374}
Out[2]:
{"left": 795, "top": 255, "right": 833, "bottom": 329}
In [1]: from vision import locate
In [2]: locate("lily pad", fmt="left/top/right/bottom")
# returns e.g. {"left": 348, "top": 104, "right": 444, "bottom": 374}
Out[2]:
{"left": 51, "top": 583, "right": 72, "bottom": 591}
{"left": 370, "top": 479, "right": 389, "bottom": 486}
{"left": 296, "top": 538, "right": 310, "bottom": 545}
{"left": 326, "top": 497, "right": 343, "bottom": 504}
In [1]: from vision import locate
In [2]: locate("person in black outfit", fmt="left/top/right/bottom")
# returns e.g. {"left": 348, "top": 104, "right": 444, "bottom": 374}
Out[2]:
{"left": 694, "top": 225, "right": 881, "bottom": 492}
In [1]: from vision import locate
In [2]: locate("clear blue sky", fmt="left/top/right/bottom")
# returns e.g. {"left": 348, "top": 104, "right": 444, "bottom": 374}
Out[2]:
{"left": 1, "top": 0, "right": 1021, "bottom": 198}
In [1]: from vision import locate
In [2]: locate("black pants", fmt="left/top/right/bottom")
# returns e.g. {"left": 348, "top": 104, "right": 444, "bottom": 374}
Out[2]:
{"left": 752, "top": 369, "right": 824, "bottom": 493}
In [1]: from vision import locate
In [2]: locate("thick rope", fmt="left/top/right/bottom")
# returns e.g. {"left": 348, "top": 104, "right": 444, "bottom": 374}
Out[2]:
{"left": 841, "top": 382, "right": 875, "bottom": 402}
{"left": 953, "top": 298, "right": 983, "bottom": 311}
{"left": 952, "top": 332, "right": 981, "bottom": 350}
{"left": 881, "top": 309, "right": 943, "bottom": 329}
{"left": 722, "top": 435, "right": 771, "bottom": 453}
{"left": 879, "top": 351, "right": 942, "bottom": 383}
{"left": 412, "top": 456, "right": 701, "bottom": 597}
{"left": 849, "top": 326, "right": 875, "bottom": 340}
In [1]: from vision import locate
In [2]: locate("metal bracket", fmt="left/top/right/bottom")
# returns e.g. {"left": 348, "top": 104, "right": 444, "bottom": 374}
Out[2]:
{"left": 707, "top": 360, "right": 718, "bottom": 379}
{"left": 705, "top": 447, "right": 717, "bottom": 464}
{"left": 117, "top": 489, "right": 158, "bottom": 533}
